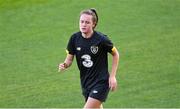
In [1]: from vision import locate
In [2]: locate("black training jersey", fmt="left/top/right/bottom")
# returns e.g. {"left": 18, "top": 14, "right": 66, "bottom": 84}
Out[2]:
{"left": 66, "top": 31, "right": 114, "bottom": 90}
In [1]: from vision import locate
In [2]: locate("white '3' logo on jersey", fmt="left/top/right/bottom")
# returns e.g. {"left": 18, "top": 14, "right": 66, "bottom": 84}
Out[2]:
{"left": 81, "top": 54, "right": 93, "bottom": 68}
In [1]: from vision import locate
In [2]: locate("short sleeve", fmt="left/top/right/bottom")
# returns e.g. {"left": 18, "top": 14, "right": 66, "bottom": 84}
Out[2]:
{"left": 102, "top": 36, "right": 114, "bottom": 53}
{"left": 66, "top": 35, "right": 75, "bottom": 55}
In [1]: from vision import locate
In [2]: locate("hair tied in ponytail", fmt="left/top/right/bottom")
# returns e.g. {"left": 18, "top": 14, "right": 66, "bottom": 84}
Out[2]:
{"left": 90, "top": 8, "right": 98, "bottom": 24}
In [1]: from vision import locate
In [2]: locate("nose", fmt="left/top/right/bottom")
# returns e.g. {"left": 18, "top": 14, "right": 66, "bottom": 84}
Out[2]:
{"left": 82, "top": 22, "right": 86, "bottom": 27}
{"left": 80, "top": 21, "right": 87, "bottom": 27}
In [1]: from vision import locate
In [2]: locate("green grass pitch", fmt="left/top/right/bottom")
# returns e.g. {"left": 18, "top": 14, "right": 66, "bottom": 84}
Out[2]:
{"left": 0, "top": 0, "right": 180, "bottom": 108}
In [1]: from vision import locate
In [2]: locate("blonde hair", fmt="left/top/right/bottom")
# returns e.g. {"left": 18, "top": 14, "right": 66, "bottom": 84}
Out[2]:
{"left": 80, "top": 8, "right": 98, "bottom": 29}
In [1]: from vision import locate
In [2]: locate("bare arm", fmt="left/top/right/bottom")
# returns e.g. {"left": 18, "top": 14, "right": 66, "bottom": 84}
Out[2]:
{"left": 109, "top": 47, "right": 119, "bottom": 91}
{"left": 58, "top": 54, "right": 74, "bottom": 72}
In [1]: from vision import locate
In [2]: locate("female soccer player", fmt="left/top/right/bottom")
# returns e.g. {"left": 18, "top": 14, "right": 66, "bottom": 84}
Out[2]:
{"left": 59, "top": 8, "right": 119, "bottom": 108}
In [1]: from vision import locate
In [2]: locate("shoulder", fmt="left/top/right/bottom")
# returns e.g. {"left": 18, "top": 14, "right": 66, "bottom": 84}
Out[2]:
{"left": 70, "top": 31, "right": 81, "bottom": 39}
{"left": 94, "top": 31, "right": 110, "bottom": 41}
{"left": 68, "top": 31, "right": 82, "bottom": 43}
{"left": 95, "top": 31, "right": 106, "bottom": 36}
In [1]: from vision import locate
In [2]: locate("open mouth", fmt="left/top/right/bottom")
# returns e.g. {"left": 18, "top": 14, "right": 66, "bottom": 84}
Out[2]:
{"left": 81, "top": 28, "right": 86, "bottom": 31}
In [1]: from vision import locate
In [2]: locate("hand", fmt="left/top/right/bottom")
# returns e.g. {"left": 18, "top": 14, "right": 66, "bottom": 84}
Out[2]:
{"left": 109, "top": 76, "right": 117, "bottom": 91}
{"left": 58, "top": 63, "right": 68, "bottom": 72}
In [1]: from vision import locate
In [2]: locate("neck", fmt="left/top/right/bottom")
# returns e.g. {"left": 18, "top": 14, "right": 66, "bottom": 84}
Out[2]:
{"left": 82, "top": 30, "right": 94, "bottom": 38}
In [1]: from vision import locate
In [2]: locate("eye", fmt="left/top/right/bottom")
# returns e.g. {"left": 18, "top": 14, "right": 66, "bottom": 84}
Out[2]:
{"left": 80, "top": 20, "right": 84, "bottom": 23}
{"left": 85, "top": 21, "right": 90, "bottom": 24}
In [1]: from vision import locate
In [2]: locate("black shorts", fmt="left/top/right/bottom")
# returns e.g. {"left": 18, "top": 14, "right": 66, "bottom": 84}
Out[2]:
{"left": 82, "top": 82, "right": 110, "bottom": 102}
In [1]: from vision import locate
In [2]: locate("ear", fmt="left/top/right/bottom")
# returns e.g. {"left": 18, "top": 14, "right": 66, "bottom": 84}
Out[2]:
{"left": 92, "top": 22, "right": 96, "bottom": 28}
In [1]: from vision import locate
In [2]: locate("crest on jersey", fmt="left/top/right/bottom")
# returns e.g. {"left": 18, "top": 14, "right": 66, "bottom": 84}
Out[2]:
{"left": 91, "top": 46, "right": 98, "bottom": 54}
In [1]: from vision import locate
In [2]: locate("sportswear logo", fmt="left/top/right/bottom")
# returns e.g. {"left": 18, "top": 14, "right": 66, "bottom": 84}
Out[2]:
{"left": 93, "top": 90, "right": 98, "bottom": 94}
{"left": 91, "top": 46, "right": 98, "bottom": 54}
{"left": 76, "top": 47, "right": 81, "bottom": 51}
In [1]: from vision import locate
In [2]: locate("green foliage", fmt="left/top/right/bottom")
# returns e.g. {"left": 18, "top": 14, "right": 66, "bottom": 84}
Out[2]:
{"left": 0, "top": 0, "right": 180, "bottom": 108}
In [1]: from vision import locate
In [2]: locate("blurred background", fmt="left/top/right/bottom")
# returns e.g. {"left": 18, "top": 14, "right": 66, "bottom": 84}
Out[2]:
{"left": 0, "top": 0, "right": 180, "bottom": 108}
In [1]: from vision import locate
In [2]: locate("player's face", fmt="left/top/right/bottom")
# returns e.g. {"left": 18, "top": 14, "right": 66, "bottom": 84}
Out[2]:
{"left": 79, "top": 14, "right": 95, "bottom": 34}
